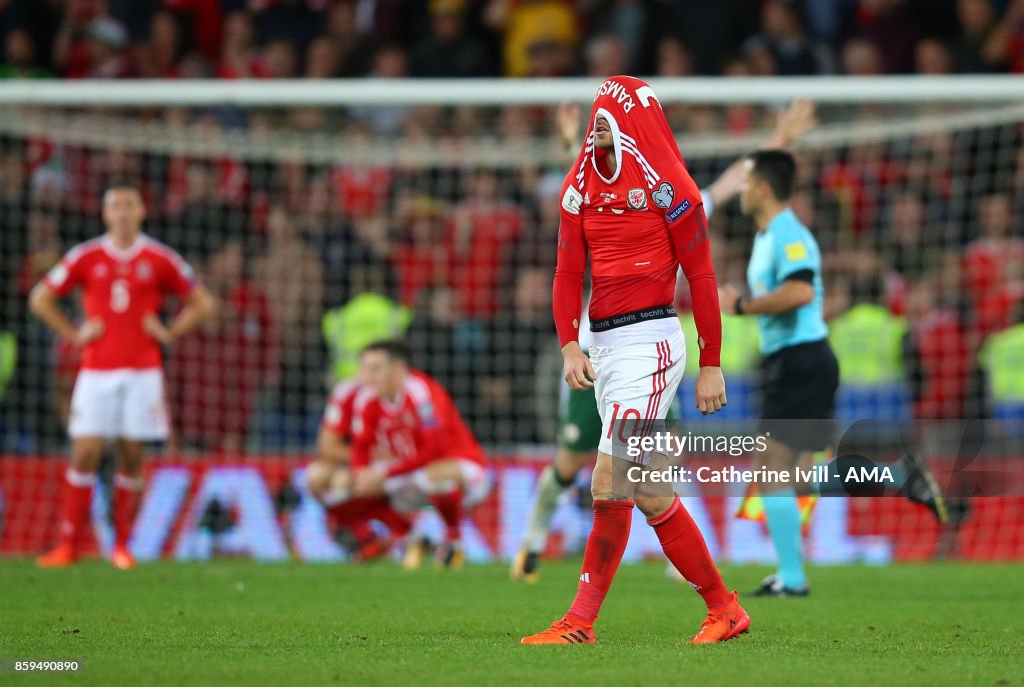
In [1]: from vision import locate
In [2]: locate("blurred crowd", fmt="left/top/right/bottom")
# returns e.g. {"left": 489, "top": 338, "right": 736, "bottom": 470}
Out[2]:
{"left": 1, "top": 0, "right": 1024, "bottom": 81}
{"left": 1, "top": 103, "right": 1021, "bottom": 454}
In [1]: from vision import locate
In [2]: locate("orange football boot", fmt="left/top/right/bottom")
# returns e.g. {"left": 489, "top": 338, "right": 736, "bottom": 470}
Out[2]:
{"left": 520, "top": 616, "right": 596, "bottom": 645}
{"left": 111, "top": 547, "right": 137, "bottom": 570}
{"left": 690, "top": 592, "right": 750, "bottom": 644}
{"left": 37, "top": 544, "right": 78, "bottom": 568}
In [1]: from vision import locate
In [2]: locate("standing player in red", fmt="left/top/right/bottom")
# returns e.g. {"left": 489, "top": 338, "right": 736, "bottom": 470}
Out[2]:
{"left": 29, "top": 182, "right": 216, "bottom": 569}
{"left": 306, "top": 379, "right": 415, "bottom": 561}
{"left": 520, "top": 77, "right": 748, "bottom": 645}
{"left": 351, "top": 340, "right": 489, "bottom": 568}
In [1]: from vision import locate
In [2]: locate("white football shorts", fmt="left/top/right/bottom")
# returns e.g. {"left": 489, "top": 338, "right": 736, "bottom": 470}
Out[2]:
{"left": 590, "top": 318, "right": 686, "bottom": 460}
{"left": 69, "top": 368, "right": 170, "bottom": 441}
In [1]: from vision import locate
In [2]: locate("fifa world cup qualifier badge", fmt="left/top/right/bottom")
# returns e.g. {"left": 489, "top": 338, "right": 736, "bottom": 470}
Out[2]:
{"left": 627, "top": 188, "right": 647, "bottom": 210}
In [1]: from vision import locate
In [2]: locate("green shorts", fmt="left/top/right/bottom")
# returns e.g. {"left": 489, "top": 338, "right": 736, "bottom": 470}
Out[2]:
{"left": 559, "top": 384, "right": 603, "bottom": 452}
{"left": 558, "top": 383, "right": 680, "bottom": 453}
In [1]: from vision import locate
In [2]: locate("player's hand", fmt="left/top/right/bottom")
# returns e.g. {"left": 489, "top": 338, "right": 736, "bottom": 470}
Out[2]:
{"left": 695, "top": 366, "right": 727, "bottom": 415}
{"left": 353, "top": 467, "right": 386, "bottom": 497}
{"left": 555, "top": 101, "right": 581, "bottom": 151}
{"left": 770, "top": 98, "right": 817, "bottom": 148}
{"left": 561, "top": 341, "right": 596, "bottom": 390}
{"left": 719, "top": 284, "right": 742, "bottom": 315}
{"left": 74, "top": 318, "right": 104, "bottom": 346}
{"left": 142, "top": 314, "right": 173, "bottom": 345}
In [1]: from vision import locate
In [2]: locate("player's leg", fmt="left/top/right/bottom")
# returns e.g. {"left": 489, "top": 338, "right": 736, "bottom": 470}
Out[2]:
{"left": 754, "top": 437, "right": 809, "bottom": 596}
{"left": 38, "top": 370, "right": 117, "bottom": 568}
{"left": 333, "top": 495, "right": 411, "bottom": 562}
{"left": 305, "top": 462, "right": 391, "bottom": 559}
{"left": 513, "top": 384, "right": 600, "bottom": 581}
{"left": 111, "top": 439, "right": 146, "bottom": 569}
{"left": 520, "top": 449, "right": 634, "bottom": 644}
{"left": 523, "top": 342, "right": 653, "bottom": 645}
{"left": 659, "top": 399, "right": 691, "bottom": 582}
{"left": 633, "top": 474, "right": 749, "bottom": 644}
{"left": 802, "top": 445, "right": 947, "bottom": 521}
{"left": 405, "top": 458, "right": 490, "bottom": 568}
{"left": 38, "top": 437, "right": 106, "bottom": 567}
{"left": 631, "top": 339, "right": 747, "bottom": 642}
{"left": 511, "top": 447, "right": 589, "bottom": 581}
{"left": 106, "top": 369, "right": 170, "bottom": 569}
{"left": 755, "top": 340, "right": 840, "bottom": 596}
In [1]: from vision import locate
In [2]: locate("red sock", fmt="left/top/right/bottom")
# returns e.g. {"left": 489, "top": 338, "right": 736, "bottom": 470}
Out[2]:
{"left": 567, "top": 499, "right": 633, "bottom": 623}
{"left": 366, "top": 499, "right": 413, "bottom": 540}
{"left": 114, "top": 473, "right": 144, "bottom": 550}
{"left": 649, "top": 496, "right": 730, "bottom": 609}
{"left": 326, "top": 498, "right": 376, "bottom": 543}
{"left": 429, "top": 488, "right": 463, "bottom": 542}
{"left": 57, "top": 468, "right": 95, "bottom": 552}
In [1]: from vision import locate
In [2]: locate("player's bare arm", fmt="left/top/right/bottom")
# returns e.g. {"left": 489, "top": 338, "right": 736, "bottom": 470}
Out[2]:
{"left": 720, "top": 280, "right": 814, "bottom": 316}
{"left": 142, "top": 284, "right": 217, "bottom": 345}
{"left": 352, "top": 465, "right": 386, "bottom": 496}
{"left": 28, "top": 283, "right": 103, "bottom": 345}
{"left": 554, "top": 101, "right": 582, "bottom": 158}
{"left": 316, "top": 427, "right": 350, "bottom": 466}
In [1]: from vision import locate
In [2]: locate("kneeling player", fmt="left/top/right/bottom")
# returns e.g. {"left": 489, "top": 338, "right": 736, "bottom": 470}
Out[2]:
{"left": 306, "top": 380, "right": 414, "bottom": 561}
{"left": 351, "top": 340, "right": 490, "bottom": 568}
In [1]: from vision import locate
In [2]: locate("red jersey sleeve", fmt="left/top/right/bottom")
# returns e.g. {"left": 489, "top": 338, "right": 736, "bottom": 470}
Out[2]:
{"left": 658, "top": 168, "right": 721, "bottom": 367}
{"left": 158, "top": 248, "right": 197, "bottom": 297}
{"left": 552, "top": 181, "right": 587, "bottom": 349}
{"left": 44, "top": 247, "right": 88, "bottom": 298}
{"left": 349, "top": 401, "right": 376, "bottom": 471}
{"left": 321, "top": 382, "right": 358, "bottom": 438}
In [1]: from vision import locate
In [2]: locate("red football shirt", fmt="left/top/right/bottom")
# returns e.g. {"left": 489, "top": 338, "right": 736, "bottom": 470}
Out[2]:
{"left": 553, "top": 76, "right": 721, "bottom": 366}
{"left": 44, "top": 235, "right": 197, "bottom": 371}
{"left": 321, "top": 379, "right": 363, "bottom": 440}
{"left": 350, "top": 371, "right": 484, "bottom": 477}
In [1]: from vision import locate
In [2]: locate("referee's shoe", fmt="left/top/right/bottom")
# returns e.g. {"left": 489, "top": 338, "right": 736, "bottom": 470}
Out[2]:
{"left": 753, "top": 575, "right": 809, "bottom": 597}
{"left": 897, "top": 453, "right": 948, "bottom": 524}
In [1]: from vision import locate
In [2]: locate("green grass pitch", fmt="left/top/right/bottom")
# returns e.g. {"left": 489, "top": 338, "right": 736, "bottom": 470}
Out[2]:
{"left": 2, "top": 559, "right": 1022, "bottom": 686}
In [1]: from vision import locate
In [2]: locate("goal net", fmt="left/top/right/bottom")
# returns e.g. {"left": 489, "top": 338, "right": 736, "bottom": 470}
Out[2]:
{"left": 0, "top": 77, "right": 1022, "bottom": 562}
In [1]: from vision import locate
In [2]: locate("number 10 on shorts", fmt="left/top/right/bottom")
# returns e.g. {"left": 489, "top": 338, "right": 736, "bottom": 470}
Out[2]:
{"left": 607, "top": 402, "right": 644, "bottom": 444}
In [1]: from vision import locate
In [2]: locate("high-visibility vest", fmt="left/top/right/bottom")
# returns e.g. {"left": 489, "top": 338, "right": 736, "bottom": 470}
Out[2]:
{"left": 679, "top": 312, "right": 761, "bottom": 377}
{"left": 322, "top": 293, "right": 411, "bottom": 382}
{"left": 0, "top": 331, "right": 14, "bottom": 400}
{"left": 979, "top": 324, "right": 1024, "bottom": 402}
{"left": 828, "top": 304, "right": 906, "bottom": 386}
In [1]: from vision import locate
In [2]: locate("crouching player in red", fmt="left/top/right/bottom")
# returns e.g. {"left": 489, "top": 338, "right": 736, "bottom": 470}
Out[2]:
{"left": 520, "top": 77, "right": 747, "bottom": 645}
{"left": 29, "top": 182, "right": 216, "bottom": 569}
{"left": 351, "top": 340, "right": 490, "bottom": 568}
{"left": 306, "top": 379, "right": 415, "bottom": 561}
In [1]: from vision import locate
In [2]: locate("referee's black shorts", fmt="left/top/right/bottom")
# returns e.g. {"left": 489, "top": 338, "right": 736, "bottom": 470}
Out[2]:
{"left": 759, "top": 338, "right": 840, "bottom": 452}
